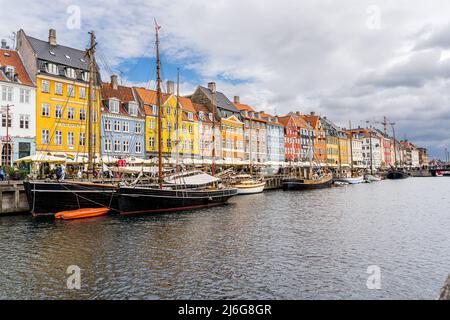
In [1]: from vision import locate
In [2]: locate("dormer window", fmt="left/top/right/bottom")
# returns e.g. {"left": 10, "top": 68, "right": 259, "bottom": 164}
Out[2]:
{"left": 5, "top": 66, "right": 15, "bottom": 81}
{"left": 199, "top": 111, "right": 204, "bottom": 120}
{"left": 46, "top": 63, "right": 58, "bottom": 75}
{"left": 65, "top": 67, "right": 76, "bottom": 79}
{"left": 109, "top": 99, "right": 120, "bottom": 113}
{"left": 128, "top": 103, "right": 138, "bottom": 116}
{"left": 188, "top": 112, "right": 193, "bottom": 121}
{"left": 209, "top": 113, "right": 213, "bottom": 122}
{"left": 82, "top": 71, "right": 89, "bottom": 82}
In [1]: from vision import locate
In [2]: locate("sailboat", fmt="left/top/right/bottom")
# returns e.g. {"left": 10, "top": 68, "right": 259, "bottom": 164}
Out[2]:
{"left": 283, "top": 132, "right": 333, "bottom": 190}
{"left": 23, "top": 32, "right": 119, "bottom": 217}
{"left": 117, "top": 22, "right": 237, "bottom": 215}
{"left": 386, "top": 123, "right": 410, "bottom": 180}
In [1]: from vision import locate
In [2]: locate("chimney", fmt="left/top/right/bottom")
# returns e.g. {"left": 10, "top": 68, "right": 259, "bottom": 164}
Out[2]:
{"left": 310, "top": 111, "right": 315, "bottom": 116}
{"left": 1, "top": 39, "right": 7, "bottom": 49}
{"left": 48, "top": 29, "right": 57, "bottom": 46}
{"left": 296, "top": 111, "right": 300, "bottom": 115}
{"left": 166, "top": 80, "right": 174, "bottom": 94}
{"left": 208, "top": 82, "right": 216, "bottom": 93}
{"left": 234, "top": 96, "right": 240, "bottom": 104}
{"left": 111, "top": 74, "right": 118, "bottom": 90}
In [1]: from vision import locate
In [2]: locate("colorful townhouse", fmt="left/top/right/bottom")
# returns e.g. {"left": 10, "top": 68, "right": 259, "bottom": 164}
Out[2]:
{"left": 278, "top": 115, "right": 301, "bottom": 163}
{"left": 261, "top": 112, "right": 285, "bottom": 162}
{"left": 289, "top": 112, "right": 314, "bottom": 162}
{"left": 337, "top": 130, "right": 349, "bottom": 167}
{"left": 133, "top": 86, "right": 172, "bottom": 159}
{"left": 346, "top": 130, "right": 364, "bottom": 168}
{"left": 320, "top": 116, "right": 340, "bottom": 166}
{"left": 374, "top": 129, "right": 392, "bottom": 168}
{"left": 349, "top": 127, "right": 382, "bottom": 170}
{"left": 100, "top": 75, "right": 145, "bottom": 160}
{"left": 17, "top": 29, "right": 101, "bottom": 161}
{"left": 192, "top": 102, "right": 216, "bottom": 161}
{"left": 190, "top": 82, "right": 244, "bottom": 162}
{"left": 0, "top": 46, "right": 36, "bottom": 166}
{"left": 400, "top": 140, "right": 420, "bottom": 168}
{"left": 177, "top": 95, "right": 199, "bottom": 160}
{"left": 301, "top": 112, "right": 327, "bottom": 164}
{"left": 417, "top": 148, "right": 429, "bottom": 168}
{"left": 233, "top": 96, "right": 268, "bottom": 163}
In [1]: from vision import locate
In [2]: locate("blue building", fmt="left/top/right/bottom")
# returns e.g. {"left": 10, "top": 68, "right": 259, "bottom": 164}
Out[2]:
{"left": 101, "top": 75, "right": 145, "bottom": 160}
{"left": 262, "top": 113, "right": 285, "bottom": 162}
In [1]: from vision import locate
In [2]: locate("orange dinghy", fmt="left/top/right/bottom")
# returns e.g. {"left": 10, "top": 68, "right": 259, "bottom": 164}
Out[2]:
{"left": 54, "top": 208, "right": 110, "bottom": 220}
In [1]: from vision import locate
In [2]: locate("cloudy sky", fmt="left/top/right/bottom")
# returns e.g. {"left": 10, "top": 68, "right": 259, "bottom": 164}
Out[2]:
{"left": 1, "top": 0, "right": 450, "bottom": 158}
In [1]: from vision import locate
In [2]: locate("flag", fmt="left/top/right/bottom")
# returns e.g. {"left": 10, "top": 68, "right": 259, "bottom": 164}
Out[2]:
{"left": 66, "top": 153, "right": 75, "bottom": 161}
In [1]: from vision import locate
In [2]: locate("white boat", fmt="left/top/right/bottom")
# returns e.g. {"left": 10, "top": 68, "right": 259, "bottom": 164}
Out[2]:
{"left": 334, "top": 176, "right": 364, "bottom": 184}
{"left": 366, "top": 174, "right": 382, "bottom": 182}
{"left": 234, "top": 180, "right": 266, "bottom": 194}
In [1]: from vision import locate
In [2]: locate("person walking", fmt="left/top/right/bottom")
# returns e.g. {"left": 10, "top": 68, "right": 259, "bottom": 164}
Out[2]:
{"left": 0, "top": 166, "right": 4, "bottom": 181}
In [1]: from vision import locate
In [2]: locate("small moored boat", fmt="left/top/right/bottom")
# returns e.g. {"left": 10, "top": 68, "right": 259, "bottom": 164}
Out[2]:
{"left": 334, "top": 175, "right": 364, "bottom": 185}
{"left": 234, "top": 180, "right": 266, "bottom": 194}
{"left": 365, "top": 174, "right": 382, "bottom": 182}
{"left": 54, "top": 207, "right": 110, "bottom": 220}
{"left": 283, "top": 175, "right": 333, "bottom": 191}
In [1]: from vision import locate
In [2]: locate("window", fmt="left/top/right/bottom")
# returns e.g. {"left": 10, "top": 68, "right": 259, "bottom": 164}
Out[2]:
{"left": 189, "top": 125, "right": 193, "bottom": 134}
{"left": 135, "top": 123, "right": 142, "bottom": 134}
{"left": 79, "top": 87, "right": 86, "bottom": 99}
{"left": 123, "top": 122, "right": 129, "bottom": 132}
{"left": 55, "top": 105, "right": 63, "bottom": 119}
{"left": 65, "top": 68, "right": 76, "bottom": 79}
{"left": 136, "top": 142, "right": 142, "bottom": 153}
{"left": 105, "top": 139, "right": 112, "bottom": 152}
{"left": 79, "top": 133, "right": 86, "bottom": 146}
{"left": 166, "top": 107, "right": 171, "bottom": 115}
{"left": 209, "top": 113, "right": 214, "bottom": 121}
{"left": 41, "top": 103, "right": 50, "bottom": 117}
{"left": 114, "top": 140, "right": 121, "bottom": 152}
{"left": 68, "top": 107, "right": 75, "bottom": 120}
{"left": 47, "top": 63, "right": 58, "bottom": 75}
{"left": 20, "top": 88, "right": 30, "bottom": 103}
{"left": 104, "top": 119, "right": 111, "bottom": 131}
{"left": 188, "top": 112, "right": 193, "bottom": 121}
{"left": 167, "top": 139, "right": 172, "bottom": 149}
{"left": 109, "top": 100, "right": 120, "bottom": 113}
{"left": 149, "top": 137, "right": 155, "bottom": 148}
{"left": 82, "top": 71, "right": 89, "bottom": 82}
{"left": 149, "top": 119, "right": 155, "bottom": 129}
{"left": 199, "top": 111, "right": 204, "bottom": 120}
{"left": 41, "top": 80, "right": 50, "bottom": 93}
{"left": 79, "top": 108, "right": 86, "bottom": 121}
{"left": 55, "top": 82, "right": 63, "bottom": 95}
{"left": 67, "top": 132, "right": 75, "bottom": 146}
{"left": 67, "top": 85, "right": 75, "bottom": 97}
{"left": 152, "top": 105, "right": 157, "bottom": 115}
{"left": 55, "top": 131, "right": 62, "bottom": 145}
{"left": 42, "top": 129, "right": 50, "bottom": 144}
{"left": 129, "top": 103, "right": 138, "bottom": 116}
{"left": 114, "top": 121, "right": 120, "bottom": 132}
{"left": 123, "top": 141, "right": 130, "bottom": 152}
{"left": 1, "top": 113, "right": 12, "bottom": 128}
{"left": 2, "top": 86, "right": 13, "bottom": 101}
{"left": 19, "top": 115, "right": 30, "bottom": 129}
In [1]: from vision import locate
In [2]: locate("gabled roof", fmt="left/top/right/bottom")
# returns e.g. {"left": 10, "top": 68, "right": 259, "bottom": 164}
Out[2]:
{"left": 25, "top": 34, "right": 90, "bottom": 71}
{"left": 134, "top": 87, "right": 172, "bottom": 116}
{"left": 289, "top": 113, "right": 313, "bottom": 130}
{"left": 301, "top": 113, "right": 321, "bottom": 129}
{"left": 101, "top": 83, "right": 143, "bottom": 117}
{"left": 234, "top": 102, "right": 255, "bottom": 113}
{"left": 0, "top": 49, "right": 34, "bottom": 86}
{"left": 197, "top": 86, "right": 239, "bottom": 113}
{"left": 277, "top": 115, "right": 296, "bottom": 127}
{"left": 192, "top": 103, "right": 214, "bottom": 124}
{"left": 260, "top": 112, "right": 283, "bottom": 126}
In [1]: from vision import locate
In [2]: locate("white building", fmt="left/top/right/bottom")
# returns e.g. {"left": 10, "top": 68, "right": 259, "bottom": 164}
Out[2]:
{"left": 348, "top": 134, "right": 364, "bottom": 167}
{"left": 0, "top": 46, "right": 36, "bottom": 167}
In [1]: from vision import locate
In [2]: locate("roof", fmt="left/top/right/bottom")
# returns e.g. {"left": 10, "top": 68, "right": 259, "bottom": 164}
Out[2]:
{"left": 134, "top": 87, "right": 171, "bottom": 116}
{"left": 192, "top": 103, "right": 214, "bottom": 123}
{"left": 290, "top": 113, "right": 313, "bottom": 130}
{"left": 101, "top": 83, "right": 143, "bottom": 117}
{"left": 260, "top": 112, "right": 283, "bottom": 126}
{"left": 234, "top": 103, "right": 255, "bottom": 113}
{"left": 25, "top": 34, "right": 90, "bottom": 70}
{"left": 301, "top": 113, "right": 321, "bottom": 129}
{"left": 277, "top": 115, "right": 295, "bottom": 127}
{"left": 198, "top": 86, "right": 239, "bottom": 113}
{"left": 0, "top": 49, "right": 34, "bottom": 86}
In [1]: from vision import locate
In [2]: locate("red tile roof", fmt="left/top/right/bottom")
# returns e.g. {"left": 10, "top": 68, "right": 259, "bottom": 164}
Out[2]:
{"left": 134, "top": 87, "right": 171, "bottom": 116}
{"left": 101, "top": 83, "right": 143, "bottom": 117}
{"left": 0, "top": 49, "right": 34, "bottom": 87}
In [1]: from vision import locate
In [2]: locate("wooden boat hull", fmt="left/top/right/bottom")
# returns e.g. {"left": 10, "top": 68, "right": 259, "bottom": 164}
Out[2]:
{"left": 118, "top": 187, "right": 238, "bottom": 215}
{"left": 235, "top": 181, "right": 266, "bottom": 195}
{"left": 23, "top": 181, "right": 118, "bottom": 217}
{"left": 366, "top": 175, "right": 382, "bottom": 182}
{"left": 55, "top": 208, "right": 110, "bottom": 220}
{"left": 282, "top": 176, "right": 333, "bottom": 190}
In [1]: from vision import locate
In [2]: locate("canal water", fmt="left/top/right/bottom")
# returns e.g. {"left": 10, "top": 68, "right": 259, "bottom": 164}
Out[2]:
{"left": 0, "top": 177, "right": 449, "bottom": 299}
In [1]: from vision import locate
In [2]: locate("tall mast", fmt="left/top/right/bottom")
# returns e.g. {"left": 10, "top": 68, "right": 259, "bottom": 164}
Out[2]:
{"left": 249, "top": 116, "right": 253, "bottom": 176}
{"left": 391, "top": 122, "right": 397, "bottom": 166}
{"left": 367, "top": 122, "right": 374, "bottom": 175}
{"left": 155, "top": 21, "right": 163, "bottom": 188}
{"left": 87, "top": 31, "right": 97, "bottom": 180}
{"left": 176, "top": 68, "right": 180, "bottom": 174}
{"left": 349, "top": 120, "right": 354, "bottom": 173}
{"left": 211, "top": 91, "right": 216, "bottom": 176}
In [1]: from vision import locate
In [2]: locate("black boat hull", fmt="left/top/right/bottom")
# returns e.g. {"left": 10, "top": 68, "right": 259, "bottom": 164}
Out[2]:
{"left": 118, "top": 187, "right": 238, "bottom": 215}
{"left": 282, "top": 178, "right": 333, "bottom": 191}
{"left": 386, "top": 171, "right": 410, "bottom": 180}
{"left": 23, "top": 181, "right": 119, "bottom": 217}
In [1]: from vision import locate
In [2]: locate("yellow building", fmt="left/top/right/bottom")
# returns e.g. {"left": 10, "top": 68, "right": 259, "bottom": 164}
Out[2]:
{"left": 338, "top": 133, "right": 349, "bottom": 166}
{"left": 17, "top": 29, "right": 101, "bottom": 160}
{"left": 221, "top": 115, "right": 245, "bottom": 162}
{"left": 134, "top": 86, "right": 199, "bottom": 159}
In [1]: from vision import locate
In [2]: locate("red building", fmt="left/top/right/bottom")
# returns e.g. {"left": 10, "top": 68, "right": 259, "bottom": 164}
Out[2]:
{"left": 278, "top": 115, "right": 301, "bottom": 162}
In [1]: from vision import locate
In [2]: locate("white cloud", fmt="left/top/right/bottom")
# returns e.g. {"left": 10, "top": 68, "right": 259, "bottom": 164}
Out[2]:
{"left": 1, "top": 0, "right": 450, "bottom": 157}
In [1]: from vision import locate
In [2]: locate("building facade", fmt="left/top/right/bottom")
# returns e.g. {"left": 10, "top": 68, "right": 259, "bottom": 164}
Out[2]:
{"left": 101, "top": 76, "right": 145, "bottom": 160}
{"left": 0, "top": 47, "right": 36, "bottom": 166}
{"left": 301, "top": 112, "right": 326, "bottom": 164}
{"left": 261, "top": 112, "right": 285, "bottom": 162}
{"left": 17, "top": 29, "right": 101, "bottom": 161}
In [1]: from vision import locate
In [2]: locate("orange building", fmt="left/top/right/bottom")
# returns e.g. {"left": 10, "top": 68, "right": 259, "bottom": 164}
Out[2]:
{"left": 301, "top": 112, "right": 327, "bottom": 163}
